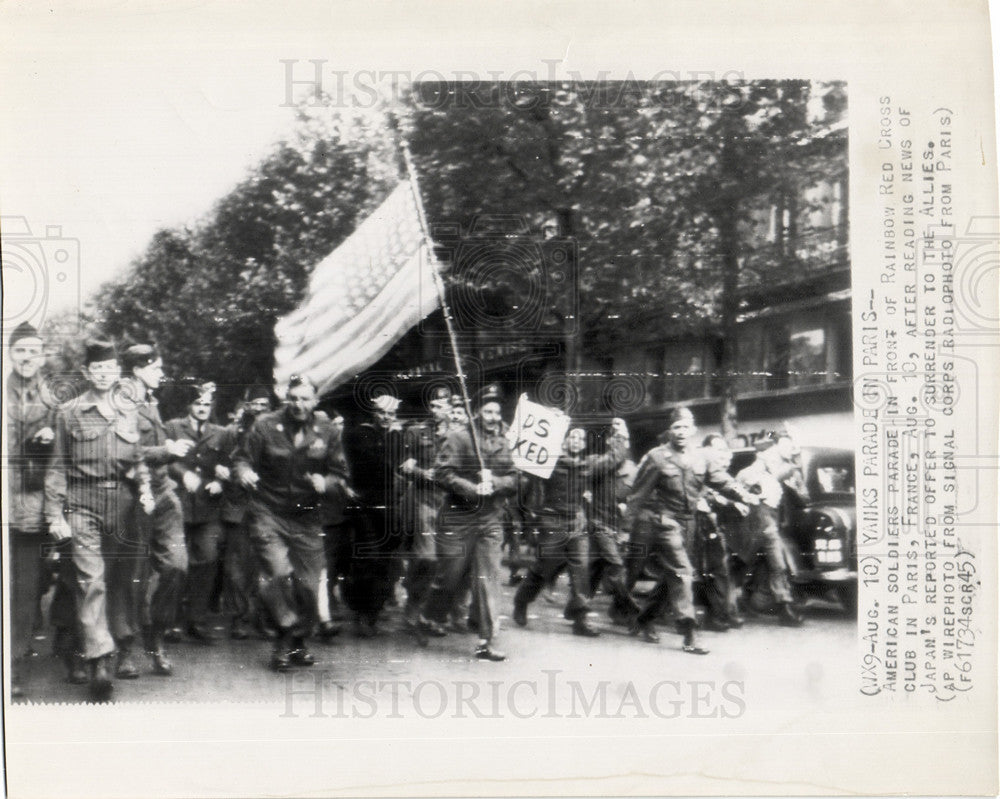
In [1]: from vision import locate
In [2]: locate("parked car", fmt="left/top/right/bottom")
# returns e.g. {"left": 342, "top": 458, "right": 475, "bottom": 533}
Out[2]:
{"left": 780, "top": 446, "right": 857, "bottom": 614}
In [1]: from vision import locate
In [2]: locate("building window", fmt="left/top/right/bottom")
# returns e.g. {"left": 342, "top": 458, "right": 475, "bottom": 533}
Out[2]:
{"left": 788, "top": 327, "right": 827, "bottom": 386}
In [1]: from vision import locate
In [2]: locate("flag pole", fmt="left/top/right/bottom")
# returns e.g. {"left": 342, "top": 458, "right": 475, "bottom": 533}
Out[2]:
{"left": 395, "top": 132, "right": 488, "bottom": 476}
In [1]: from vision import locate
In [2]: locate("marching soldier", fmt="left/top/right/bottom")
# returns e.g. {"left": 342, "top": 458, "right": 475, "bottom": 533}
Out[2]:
{"left": 120, "top": 345, "right": 195, "bottom": 675}
{"left": 512, "top": 420, "right": 631, "bottom": 638}
{"left": 342, "top": 393, "right": 405, "bottom": 637}
{"left": 319, "top": 410, "right": 350, "bottom": 640}
{"left": 421, "top": 384, "right": 517, "bottom": 661}
{"left": 234, "top": 375, "right": 352, "bottom": 672}
{"left": 586, "top": 421, "right": 642, "bottom": 626}
{"left": 44, "top": 339, "right": 154, "bottom": 700}
{"left": 626, "top": 407, "right": 758, "bottom": 655}
{"left": 219, "top": 386, "right": 272, "bottom": 640}
{"left": 694, "top": 434, "right": 747, "bottom": 631}
{"left": 397, "top": 387, "right": 453, "bottom": 632}
{"left": 736, "top": 432, "right": 807, "bottom": 626}
{"left": 6, "top": 322, "right": 59, "bottom": 697}
{"left": 165, "top": 383, "right": 228, "bottom": 643}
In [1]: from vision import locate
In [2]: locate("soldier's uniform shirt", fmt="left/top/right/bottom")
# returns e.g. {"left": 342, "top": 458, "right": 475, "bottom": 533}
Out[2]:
{"left": 627, "top": 443, "right": 747, "bottom": 626}
{"left": 164, "top": 417, "right": 229, "bottom": 524}
{"left": 342, "top": 418, "right": 405, "bottom": 621}
{"left": 217, "top": 422, "right": 258, "bottom": 626}
{"left": 424, "top": 419, "right": 517, "bottom": 641}
{"left": 7, "top": 371, "right": 56, "bottom": 532}
{"left": 516, "top": 434, "right": 630, "bottom": 620}
{"left": 234, "top": 409, "right": 350, "bottom": 634}
{"left": 44, "top": 390, "right": 149, "bottom": 659}
{"left": 125, "top": 382, "right": 188, "bottom": 633}
{"left": 735, "top": 455, "right": 801, "bottom": 606}
{"left": 399, "top": 418, "right": 449, "bottom": 548}
{"left": 6, "top": 371, "right": 57, "bottom": 661}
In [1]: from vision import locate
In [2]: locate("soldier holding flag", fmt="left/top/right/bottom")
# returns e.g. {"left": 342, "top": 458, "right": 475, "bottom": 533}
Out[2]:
{"left": 421, "top": 384, "right": 517, "bottom": 661}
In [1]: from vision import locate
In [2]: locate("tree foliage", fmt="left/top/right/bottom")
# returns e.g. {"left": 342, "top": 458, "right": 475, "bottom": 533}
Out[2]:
{"left": 89, "top": 81, "right": 846, "bottom": 427}
{"left": 94, "top": 102, "right": 397, "bottom": 416}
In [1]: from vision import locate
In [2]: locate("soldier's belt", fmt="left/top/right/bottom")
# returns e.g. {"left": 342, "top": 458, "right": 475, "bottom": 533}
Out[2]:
{"left": 69, "top": 478, "right": 125, "bottom": 490}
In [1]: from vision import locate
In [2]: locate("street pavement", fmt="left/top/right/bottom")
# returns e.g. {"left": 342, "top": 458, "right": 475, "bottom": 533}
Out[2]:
{"left": 15, "top": 576, "right": 856, "bottom": 713}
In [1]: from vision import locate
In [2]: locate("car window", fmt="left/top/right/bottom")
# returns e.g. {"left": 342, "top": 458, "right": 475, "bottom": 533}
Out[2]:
{"left": 815, "top": 465, "right": 854, "bottom": 494}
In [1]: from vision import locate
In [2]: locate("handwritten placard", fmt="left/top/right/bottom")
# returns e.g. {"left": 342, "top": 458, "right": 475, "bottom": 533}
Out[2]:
{"left": 506, "top": 394, "right": 570, "bottom": 479}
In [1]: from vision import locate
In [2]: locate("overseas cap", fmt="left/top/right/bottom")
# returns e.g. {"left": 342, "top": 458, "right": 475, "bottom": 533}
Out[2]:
{"left": 8, "top": 321, "right": 41, "bottom": 349}
{"left": 121, "top": 344, "right": 160, "bottom": 374}
{"left": 372, "top": 393, "right": 401, "bottom": 413}
{"left": 84, "top": 339, "right": 117, "bottom": 365}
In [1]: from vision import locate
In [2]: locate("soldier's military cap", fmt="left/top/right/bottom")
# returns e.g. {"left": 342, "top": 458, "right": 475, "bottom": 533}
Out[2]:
{"left": 121, "top": 343, "right": 160, "bottom": 374}
{"left": 428, "top": 385, "right": 452, "bottom": 405}
{"left": 667, "top": 406, "right": 695, "bottom": 425}
{"left": 8, "top": 321, "right": 41, "bottom": 349}
{"left": 372, "top": 393, "right": 401, "bottom": 413}
{"left": 475, "top": 383, "right": 504, "bottom": 408}
{"left": 245, "top": 384, "right": 271, "bottom": 402}
{"left": 84, "top": 339, "right": 117, "bottom": 365}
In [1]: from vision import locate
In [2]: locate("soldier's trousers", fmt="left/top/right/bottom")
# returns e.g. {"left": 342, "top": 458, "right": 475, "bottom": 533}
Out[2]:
{"left": 9, "top": 529, "right": 45, "bottom": 661}
{"left": 424, "top": 518, "right": 502, "bottom": 642}
{"left": 635, "top": 513, "right": 697, "bottom": 627}
{"left": 247, "top": 501, "right": 323, "bottom": 637}
{"left": 750, "top": 505, "right": 794, "bottom": 606}
{"left": 342, "top": 507, "right": 398, "bottom": 623}
{"left": 694, "top": 514, "right": 739, "bottom": 622}
{"left": 223, "top": 519, "right": 259, "bottom": 625}
{"left": 68, "top": 483, "right": 143, "bottom": 660}
{"left": 515, "top": 524, "right": 592, "bottom": 620}
{"left": 183, "top": 519, "right": 222, "bottom": 627}
{"left": 589, "top": 521, "right": 641, "bottom": 619}
{"left": 49, "top": 539, "right": 81, "bottom": 659}
{"left": 137, "top": 490, "right": 187, "bottom": 637}
{"left": 402, "top": 500, "right": 438, "bottom": 615}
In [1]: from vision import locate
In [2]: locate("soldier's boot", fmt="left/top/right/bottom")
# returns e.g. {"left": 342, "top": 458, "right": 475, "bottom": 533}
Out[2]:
{"left": 511, "top": 586, "right": 530, "bottom": 628}
{"left": 571, "top": 612, "right": 601, "bottom": 638}
{"left": 88, "top": 655, "right": 114, "bottom": 701}
{"left": 628, "top": 618, "right": 661, "bottom": 644}
{"left": 474, "top": 640, "right": 506, "bottom": 661}
{"left": 115, "top": 639, "right": 141, "bottom": 679}
{"left": 270, "top": 630, "right": 293, "bottom": 673}
{"left": 678, "top": 619, "right": 709, "bottom": 655}
{"left": 11, "top": 658, "right": 28, "bottom": 699}
{"left": 289, "top": 636, "right": 316, "bottom": 667}
{"left": 143, "top": 627, "right": 173, "bottom": 677}
{"left": 63, "top": 652, "right": 89, "bottom": 684}
{"left": 778, "top": 602, "right": 803, "bottom": 627}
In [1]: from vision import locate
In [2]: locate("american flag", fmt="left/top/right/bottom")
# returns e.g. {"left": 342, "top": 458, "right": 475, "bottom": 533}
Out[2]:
{"left": 273, "top": 181, "right": 440, "bottom": 394}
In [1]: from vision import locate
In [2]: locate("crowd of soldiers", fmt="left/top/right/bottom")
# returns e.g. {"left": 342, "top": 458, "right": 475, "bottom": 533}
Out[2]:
{"left": 7, "top": 322, "right": 810, "bottom": 702}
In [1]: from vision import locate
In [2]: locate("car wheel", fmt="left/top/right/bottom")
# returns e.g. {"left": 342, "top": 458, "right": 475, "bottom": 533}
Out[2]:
{"left": 836, "top": 584, "right": 857, "bottom": 616}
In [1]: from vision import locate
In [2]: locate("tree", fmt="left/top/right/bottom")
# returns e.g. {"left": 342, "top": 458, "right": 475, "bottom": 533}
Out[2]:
{"left": 402, "top": 80, "right": 846, "bottom": 436}
{"left": 94, "top": 98, "right": 398, "bottom": 417}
